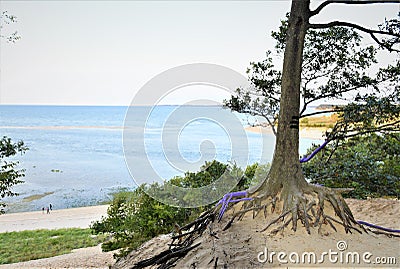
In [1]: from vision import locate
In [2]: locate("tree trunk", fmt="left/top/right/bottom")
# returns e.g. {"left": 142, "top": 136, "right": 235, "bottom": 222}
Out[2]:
{"left": 245, "top": 0, "right": 360, "bottom": 233}
{"left": 256, "top": 0, "right": 310, "bottom": 196}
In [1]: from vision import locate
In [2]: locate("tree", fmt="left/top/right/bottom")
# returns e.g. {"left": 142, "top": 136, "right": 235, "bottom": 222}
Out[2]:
{"left": 0, "top": 136, "right": 28, "bottom": 213}
{"left": 122, "top": 3, "right": 399, "bottom": 268}
{"left": 225, "top": 1, "right": 399, "bottom": 233}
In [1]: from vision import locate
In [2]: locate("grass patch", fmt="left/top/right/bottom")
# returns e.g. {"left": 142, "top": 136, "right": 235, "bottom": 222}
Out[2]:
{"left": 22, "top": 192, "right": 55, "bottom": 202}
{"left": 0, "top": 228, "right": 106, "bottom": 264}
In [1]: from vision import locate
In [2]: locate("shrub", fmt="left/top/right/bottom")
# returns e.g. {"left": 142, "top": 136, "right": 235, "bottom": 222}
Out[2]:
{"left": 91, "top": 187, "right": 195, "bottom": 255}
{"left": 91, "top": 160, "right": 246, "bottom": 256}
{"left": 302, "top": 133, "right": 400, "bottom": 199}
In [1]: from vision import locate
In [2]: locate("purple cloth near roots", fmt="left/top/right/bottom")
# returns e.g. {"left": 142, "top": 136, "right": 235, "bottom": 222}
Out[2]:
{"left": 357, "top": 220, "right": 400, "bottom": 233}
{"left": 300, "top": 140, "right": 329, "bottom": 163}
{"left": 217, "top": 191, "right": 253, "bottom": 220}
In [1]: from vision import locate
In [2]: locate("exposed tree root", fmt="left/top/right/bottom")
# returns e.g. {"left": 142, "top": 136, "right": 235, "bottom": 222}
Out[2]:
{"left": 130, "top": 181, "right": 399, "bottom": 268}
{"left": 131, "top": 210, "right": 216, "bottom": 269}
{"left": 230, "top": 182, "right": 365, "bottom": 235}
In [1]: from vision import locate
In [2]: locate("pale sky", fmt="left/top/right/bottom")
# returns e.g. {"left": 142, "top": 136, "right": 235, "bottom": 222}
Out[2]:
{"left": 0, "top": 1, "right": 398, "bottom": 106}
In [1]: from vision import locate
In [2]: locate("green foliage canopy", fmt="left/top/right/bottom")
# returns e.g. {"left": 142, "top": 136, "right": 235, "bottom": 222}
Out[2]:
{"left": 224, "top": 14, "right": 400, "bottom": 139}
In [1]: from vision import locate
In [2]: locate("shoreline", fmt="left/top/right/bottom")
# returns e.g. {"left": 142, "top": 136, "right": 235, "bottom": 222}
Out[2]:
{"left": 245, "top": 125, "right": 327, "bottom": 140}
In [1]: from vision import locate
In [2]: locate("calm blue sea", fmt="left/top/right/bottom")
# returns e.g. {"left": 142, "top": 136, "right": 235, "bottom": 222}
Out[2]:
{"left": 0, "top": 105, "right": 321, "bottom": 212}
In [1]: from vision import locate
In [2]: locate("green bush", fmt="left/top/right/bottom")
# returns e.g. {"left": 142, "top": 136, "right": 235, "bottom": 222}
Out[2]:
{"left": 91, "top": 160, "right": 273, "bottom": 256}
{"left": 91, "top": 187, "right": 195, "bottom": 256}
{"left": 91, "top": 160, "right": 250, "bottom": 256}
{"left": 302, "top": 133, "right": 400, "bottom": 199}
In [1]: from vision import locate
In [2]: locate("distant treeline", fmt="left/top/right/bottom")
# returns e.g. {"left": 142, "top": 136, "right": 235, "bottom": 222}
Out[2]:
{"left": 315, "top": 104, "right": 344, "bottom": 111}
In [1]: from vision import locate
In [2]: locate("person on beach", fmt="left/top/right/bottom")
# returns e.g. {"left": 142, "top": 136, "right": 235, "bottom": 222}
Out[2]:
{"left": 46, "top": 207, "right": 50, "bottom": 214}
{"left": 42, "top": 207, "right": 45, "bottom": 214}
{"left": 49, "top": 203, "right": 53, "bottom": 211}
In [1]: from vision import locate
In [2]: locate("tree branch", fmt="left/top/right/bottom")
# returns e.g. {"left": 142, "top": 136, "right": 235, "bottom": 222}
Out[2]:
{"left": 337, "top": 127, "right": 399, "bottom": 139}
{"left": 300, "top": 85, "right": 309, "bottom": 116}
{"left": 300, "top": 109, "right": 342, "bottom": 118}
{"left": 310, "top": 0, "right": 400, "bottom": 17}
{"left": 369, "top": 32, "right": 400, "bottom": 53}
{"left": 244, "top": 86, "right": 280, "bottom": 103}
{"left": 332, "top": 120, "right": 400, "bottom": 140}
{"left": 309, "top": 21, "right": 400, "bottom": 38}
{"left": 303, "top": 86, "right": 361, "bottom": 108}
{"left": 264, "top": 116, "right": 277, "bottom": 136}
{"left": 239, "top": 108, "right": 277, "bottom": 136}
{"left": 302, "top": 67, "right": 338, "bottom": 85}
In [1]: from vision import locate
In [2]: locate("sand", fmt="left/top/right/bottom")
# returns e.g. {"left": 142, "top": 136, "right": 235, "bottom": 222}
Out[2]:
{"left": 245, "top": 125, "right": 327, "bottom": 140}
{"left": 1, "top": 199, "right": 399, "bottom": 268}
{"left": 0, "top": 205, "right": 109, "bottom": 233}
{"left": 114, "top": 198, "right": 400, "bottom": 268}
{"left": 172, "top": 198, "right": 400, "bottom": 268}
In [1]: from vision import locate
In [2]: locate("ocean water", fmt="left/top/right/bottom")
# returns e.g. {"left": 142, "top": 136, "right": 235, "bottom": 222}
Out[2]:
{"left": 0, "top": 105, "right": 321, "bottom": 212}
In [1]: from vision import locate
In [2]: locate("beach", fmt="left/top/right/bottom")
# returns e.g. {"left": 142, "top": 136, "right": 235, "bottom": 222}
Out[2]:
{"left": 0, "top": 205, "right": 108, "bottom": 233}
{"left": 245, "top": 125, "right": 327, "bottom": 140}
